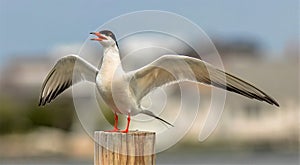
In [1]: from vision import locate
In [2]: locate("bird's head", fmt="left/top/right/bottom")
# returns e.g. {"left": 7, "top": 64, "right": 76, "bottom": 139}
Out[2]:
{"left": 90, "top": 30, "right": 118, "bottom": 48}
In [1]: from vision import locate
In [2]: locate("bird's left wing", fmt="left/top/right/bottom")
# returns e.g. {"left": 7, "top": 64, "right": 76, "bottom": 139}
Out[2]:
{"left": 128, "top": 55, "right": 279, "bottom": 106}
{"left": 39, "top": 54, "right": 99, "bottom": 106}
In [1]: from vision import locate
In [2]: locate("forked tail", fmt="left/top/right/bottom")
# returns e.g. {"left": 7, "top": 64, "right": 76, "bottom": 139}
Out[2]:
{"left": 140, "top": 110, "right": 174, "bottom": 127}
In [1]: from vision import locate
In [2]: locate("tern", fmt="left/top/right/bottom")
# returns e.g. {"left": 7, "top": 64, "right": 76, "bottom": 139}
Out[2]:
{"left": 39, "top": 30, "right": 279, "bottom": 133}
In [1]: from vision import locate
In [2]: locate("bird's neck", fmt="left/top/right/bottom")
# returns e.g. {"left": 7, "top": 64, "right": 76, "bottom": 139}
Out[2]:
{"left": 100, "top": 44, "right": 123, "bottom": 77}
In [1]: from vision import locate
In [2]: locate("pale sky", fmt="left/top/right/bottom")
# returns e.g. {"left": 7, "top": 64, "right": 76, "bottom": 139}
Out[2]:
{"left": 0, "top": 0, "right": 298, "bottom": 64}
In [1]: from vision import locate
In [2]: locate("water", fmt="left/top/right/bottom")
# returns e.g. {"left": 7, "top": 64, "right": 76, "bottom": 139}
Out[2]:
{"left": 1, "top": 152, "right": 298, "bottom": 165}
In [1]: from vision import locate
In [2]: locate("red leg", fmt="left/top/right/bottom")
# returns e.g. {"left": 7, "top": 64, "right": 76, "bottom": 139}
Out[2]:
{"left": 105, "top": 113, "right": 119, "bottom": 132}
{"left": 113, "top": 113, "right": 119, "bottom": 130}
{"left": 121, "top": 115, "right": 130, "bottom": 133}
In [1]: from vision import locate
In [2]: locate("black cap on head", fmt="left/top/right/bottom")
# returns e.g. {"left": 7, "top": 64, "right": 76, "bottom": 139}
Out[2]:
{"left": 99, "top": 30, "right": 118, "bottom": 47}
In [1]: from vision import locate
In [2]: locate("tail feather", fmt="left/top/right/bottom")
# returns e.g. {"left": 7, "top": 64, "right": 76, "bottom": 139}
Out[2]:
{"left": 140, "top": 110, "right": 174, "bottom": 127}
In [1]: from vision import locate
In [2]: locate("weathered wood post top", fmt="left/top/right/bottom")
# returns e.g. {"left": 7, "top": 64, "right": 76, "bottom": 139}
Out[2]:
{"left": 94, "top": 131, "right": 156, "bottom": 165}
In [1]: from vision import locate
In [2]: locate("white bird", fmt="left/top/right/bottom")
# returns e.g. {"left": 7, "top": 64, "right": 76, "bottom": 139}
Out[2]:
{"left": 39, "top": 30, "right": 279, "bottom": 133}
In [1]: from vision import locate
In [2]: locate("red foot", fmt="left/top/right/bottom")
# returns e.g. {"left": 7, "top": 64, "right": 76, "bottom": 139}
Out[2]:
{"left": 120, "top": 129, "right": 128, "bottom": 133}
{"left": 105, "top": 113, "right": 119, "bottom": 132}
{"left": 104, "top": 114, "right": 131, "bottom": 133}
{"left": 105, "top": 128, "right": 120, "bottom": 132}
{"left": 120, "top": 115, "right": 130, "bottom": 133}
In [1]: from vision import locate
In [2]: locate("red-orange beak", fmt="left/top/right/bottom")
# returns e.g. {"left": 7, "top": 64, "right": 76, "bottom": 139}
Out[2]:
{"left": 90, "top": 32, "right": 107, "bottom": 41}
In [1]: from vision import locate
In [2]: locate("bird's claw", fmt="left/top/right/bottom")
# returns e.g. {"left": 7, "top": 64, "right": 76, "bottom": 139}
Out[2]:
{"left": 105, "top": 128, "right": 120, "bottom": 132}
{"left": 104, "top": 128, "right": 130, "bottom": 133}
{"left": 120, "top": 129, "right": 129, "bottom": 133}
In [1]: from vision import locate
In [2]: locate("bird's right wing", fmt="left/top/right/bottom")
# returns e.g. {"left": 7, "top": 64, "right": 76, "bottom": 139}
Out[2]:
{"left": 39, "top": 54, "right": 99, "bottom": 106}
{"left": 129, "top": 55, "right": 279, "bottom": 106}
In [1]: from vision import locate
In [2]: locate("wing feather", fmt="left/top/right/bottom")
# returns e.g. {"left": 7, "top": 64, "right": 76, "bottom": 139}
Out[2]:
{"left": 129, "top": 55, "right": 279, "bottom": 106}
{"left": 39, "top": 54, "right": 99, "bottom": 106}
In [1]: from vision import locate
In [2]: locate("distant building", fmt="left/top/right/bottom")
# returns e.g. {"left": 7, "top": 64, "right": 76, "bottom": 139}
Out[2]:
{"left": 1, "top": 54, "right": 56, "bottom": 97}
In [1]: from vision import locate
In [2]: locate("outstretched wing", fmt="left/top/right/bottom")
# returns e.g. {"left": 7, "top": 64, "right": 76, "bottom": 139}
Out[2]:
{"left": 39, "top": 54, "right": 99, "bottom": 106}
{"left": 129, "top": 55, "right": 279, "bottom": 106}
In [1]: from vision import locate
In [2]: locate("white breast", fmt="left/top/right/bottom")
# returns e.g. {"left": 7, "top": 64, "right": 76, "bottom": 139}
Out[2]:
{"left": 95, "top": 46, "right": 139, "bottom": 115}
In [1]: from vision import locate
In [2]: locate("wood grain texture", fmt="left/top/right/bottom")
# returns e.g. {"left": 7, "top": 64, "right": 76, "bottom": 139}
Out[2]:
{"left": 94, "top": 131, "right": 156, "bottom": 165}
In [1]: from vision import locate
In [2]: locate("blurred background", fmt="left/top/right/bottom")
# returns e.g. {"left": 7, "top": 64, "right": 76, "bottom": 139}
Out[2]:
{"left": 0, "top": 0, "right": 299, "bottom": 165}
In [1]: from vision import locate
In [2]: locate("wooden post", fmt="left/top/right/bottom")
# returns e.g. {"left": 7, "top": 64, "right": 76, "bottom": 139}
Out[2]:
{"left": 94, "top": 131, "right": 156, "bottom": 165}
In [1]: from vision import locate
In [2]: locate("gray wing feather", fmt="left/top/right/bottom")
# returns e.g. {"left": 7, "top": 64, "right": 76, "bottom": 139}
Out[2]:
{"left": 39, "top": 54, "right": 99, "bottom": 106}
{"left": 129, "top": 55, "right": 279, "bottom": 106}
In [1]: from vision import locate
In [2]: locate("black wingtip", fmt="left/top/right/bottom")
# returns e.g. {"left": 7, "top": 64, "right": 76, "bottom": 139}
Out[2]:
{"left": 38, "top": 101, "right": 43, "bottom": 107}
{"left": 38, "top": 98, "right": 42, "bottom": 106}
{"left": 38, "top": 102, "right": 45, "bottom": 107}
{"left": 272, "top": 100, "right": 280, "bottom": 107}
{"left": 38, "top": 97, "right": 47, "bottom": 107}
{"left": 273, "top": 100, "right": 280, "bottom": 107}
{"left": 264, "top": 96, "right": 279, "bottom": 107}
